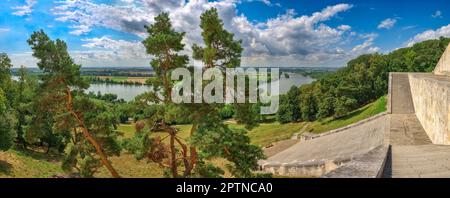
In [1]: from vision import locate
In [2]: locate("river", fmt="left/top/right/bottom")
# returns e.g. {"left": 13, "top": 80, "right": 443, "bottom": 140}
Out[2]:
{"left": 87, "top": 73, "right": 314, "bottom": 101}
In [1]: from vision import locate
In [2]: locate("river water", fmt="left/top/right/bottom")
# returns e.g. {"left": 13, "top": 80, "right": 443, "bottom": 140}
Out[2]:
{"left": 87, "top": 73, "right": 314, "bottom": 101}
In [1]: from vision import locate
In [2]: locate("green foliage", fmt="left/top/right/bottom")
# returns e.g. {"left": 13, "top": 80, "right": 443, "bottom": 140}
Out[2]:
{"left": 122, "top": 130, "right": 153, "bottom": 160}
{"left": 0, "top": 53, "right": 13, "bottom": 90}
{"left": 60, "top": 103, "right": 122, "bottom": 176}
{"left": 0, "top": 53, "right": 16, "bottom": 151}
{"left": 125, "top": 10, "right": 264, "bottom": 178}
{"left": 27, "top": 30, "right": 121, "bottom": 177}
{"left": 277, "top": 86, "right": 301, "bottom": 123}
{"left": 191, "top": 114, "right": 264, "bottom": 178}
{"left": 126, "top": 12, "right": 191, "bottom": 178}
{"left": 27, "top": 30, "right": 88, "bottom": 89}
{"left": 188, "top": 8, "right": 264, "bottom": 177}
{"left": 76, "top": 98, "right": 122, "bottom": 156}
{"left": 142, "top": 12, "right": 188, "bottom": 101}
{"left": 191, "top": 160, "right": 225, "bottom": 178}
{"left": 14, "top": 66, "right": 39, "bottom": 147}
{"left": 219, "top": 105, "right": 235, "bottom": 120}
{"left": 0, "top": 88, "right": 16, "bottom": 151}
{"left": 306, "top": 96, "right": 387, "bottom": 134}
{"left": 193, "top": 8, "right": 243, "bottom": 68}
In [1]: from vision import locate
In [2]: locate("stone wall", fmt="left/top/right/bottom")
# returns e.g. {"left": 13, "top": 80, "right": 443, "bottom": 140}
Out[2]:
{"left": 434, "top": 43, "right": 450, "bottom": 76}
{"left": 409, "top": 73, "right": 450, "bottom": 145}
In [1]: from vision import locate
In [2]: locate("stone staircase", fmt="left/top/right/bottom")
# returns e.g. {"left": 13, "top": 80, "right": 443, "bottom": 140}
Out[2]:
{"left": 383, "top": 73, "right": 450, "bottom": 178}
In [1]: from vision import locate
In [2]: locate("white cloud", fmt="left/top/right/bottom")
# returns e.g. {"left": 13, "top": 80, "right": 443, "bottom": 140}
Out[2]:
{"left": 432, "top": 10, "right": 443, "bottom": 18}
{"left": 337, "top": 25, "right": 351, "bottom": 31}
{"left": 407, "top": 24, "right": 450, "bottom": 47}
{"left": 243, "top": 0, "right": 281, "bottom": 7}
{"left": 351, "top": 33, "right": 379, "bottom": 54}
{"left": 377, "top": 18, "right": 396, "bottom": 29}
{"left": 12, "top": 0, "right": 37, "bottom": 16}
{"left": 0, "top": 28, "right": 11, "bottom": 33}
{"left": 82, "top": 36, "right": 147, "bottom": 58}
{"left": 48, "top": 1, "right": 378, "bottom": 67}
{"left": 69, "top": 25, "right": 91, "bottom": 36}
{"left": 10, "top": 52, "right": 37, "bottom": 67}
{"left": 78, "top": 36, "right": 149, "bottom": 66}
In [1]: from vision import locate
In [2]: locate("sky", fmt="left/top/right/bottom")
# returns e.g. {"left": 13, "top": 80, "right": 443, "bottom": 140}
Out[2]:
{"left": 0, "top": 0, "right": 449, "bottom": 68}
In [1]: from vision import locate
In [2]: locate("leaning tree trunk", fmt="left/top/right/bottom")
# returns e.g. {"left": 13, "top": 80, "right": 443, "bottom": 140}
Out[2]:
{"left": 66, "top": 88, "right": 120, "bottom": 178}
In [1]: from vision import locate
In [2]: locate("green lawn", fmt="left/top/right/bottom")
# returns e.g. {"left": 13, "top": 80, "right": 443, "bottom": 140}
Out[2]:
{"left": 305, "top": 95, "right": 387, "bottom": 134}
{"left": 228, "top": 122, "right": 306, "bottom": 147}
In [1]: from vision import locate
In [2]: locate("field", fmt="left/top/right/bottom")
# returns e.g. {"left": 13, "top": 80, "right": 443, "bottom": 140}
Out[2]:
{"left": 96, "top": 76, "right": 151, "bottom": 84}
{"left": 0, "top": 96, "right": 386, "bottom": 178}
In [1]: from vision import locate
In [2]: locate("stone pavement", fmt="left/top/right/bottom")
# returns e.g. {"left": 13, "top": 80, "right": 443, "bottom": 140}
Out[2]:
{"left": 388, "top": 145, "right": 450, "bottom": 178}
{"left": 383, "top": 73, "right": 450, "bottom": 178}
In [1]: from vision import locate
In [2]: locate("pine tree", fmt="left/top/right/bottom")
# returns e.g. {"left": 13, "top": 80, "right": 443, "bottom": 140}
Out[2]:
{"left": 27, "top": 30, "right": 121, "bottom": 178}
{"left": 125, "top": 12, "right": 190, "bottom": 177}
{"left": 126, "top": 10, "right": 265, "bottom": 178}
{"left": 190, "top": 8, "right": 264, "bottom": 177}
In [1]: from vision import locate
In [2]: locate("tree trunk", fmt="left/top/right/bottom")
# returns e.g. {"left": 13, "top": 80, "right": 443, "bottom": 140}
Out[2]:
{"left": 169, "top": 133, "right": 178, "bottom": 178}
{"left": 46, "top": 143, "right": 51, "bottom": 154}
{"left": 174, "top": 137, "right": 191, "bottom": 176}
{"left": 77, "top": 120, "right": 121, "bottom": 178}
{"left": 188, "top": 123, "right": 198, "bottom": 174}
{"left": 66, "top": 88, "right": 120, "bottom": 178}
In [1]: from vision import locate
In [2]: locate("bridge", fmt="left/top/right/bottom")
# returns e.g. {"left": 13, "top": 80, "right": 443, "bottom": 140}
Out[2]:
{"left": 259, "top": 43, "right": 450, "bottom": 178}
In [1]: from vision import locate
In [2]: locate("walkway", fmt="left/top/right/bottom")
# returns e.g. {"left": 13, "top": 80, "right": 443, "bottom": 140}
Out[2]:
{"left": 384, "top": 73, "right": 450, "bottom": 178}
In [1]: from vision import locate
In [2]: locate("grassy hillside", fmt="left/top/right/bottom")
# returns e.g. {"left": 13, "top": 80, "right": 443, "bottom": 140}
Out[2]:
{"left": 305, "top": 95, "right": 387, "bottom": 134}
{"left": 0, "top": 149, "right": 63, "bottom": 178}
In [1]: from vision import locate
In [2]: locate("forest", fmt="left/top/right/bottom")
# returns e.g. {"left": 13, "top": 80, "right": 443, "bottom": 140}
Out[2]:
{"left": 0, "top": 7, "right": 449, "bottom": 178}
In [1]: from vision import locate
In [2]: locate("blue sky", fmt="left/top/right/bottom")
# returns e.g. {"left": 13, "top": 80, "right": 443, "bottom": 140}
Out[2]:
{"left": 0, "top": 0, "right": 449, "bottom": 68}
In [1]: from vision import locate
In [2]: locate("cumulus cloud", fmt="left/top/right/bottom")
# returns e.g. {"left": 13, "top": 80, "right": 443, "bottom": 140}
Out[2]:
{"left": 432, "top": 10, "right": 443, "bottom": 18}
{"left": 351, "top": 33, "right": 380, "bottom": 54}
{"left": 52, "top": 0, "right": 157, "bottom": 37}
{"left": 377, "top": 18, "right": 396, "bottom": 29}
{"left": 12, "top": 0, "right": 37, "bottom": 16}
{"left": 51, "top": 0, "right": 377, "bottom": 67}
{"left": 407, "top": 24, "right": 450, "bottom": 46}
{"left": 77, "top": 36, "right": 150, "bottom": 66}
